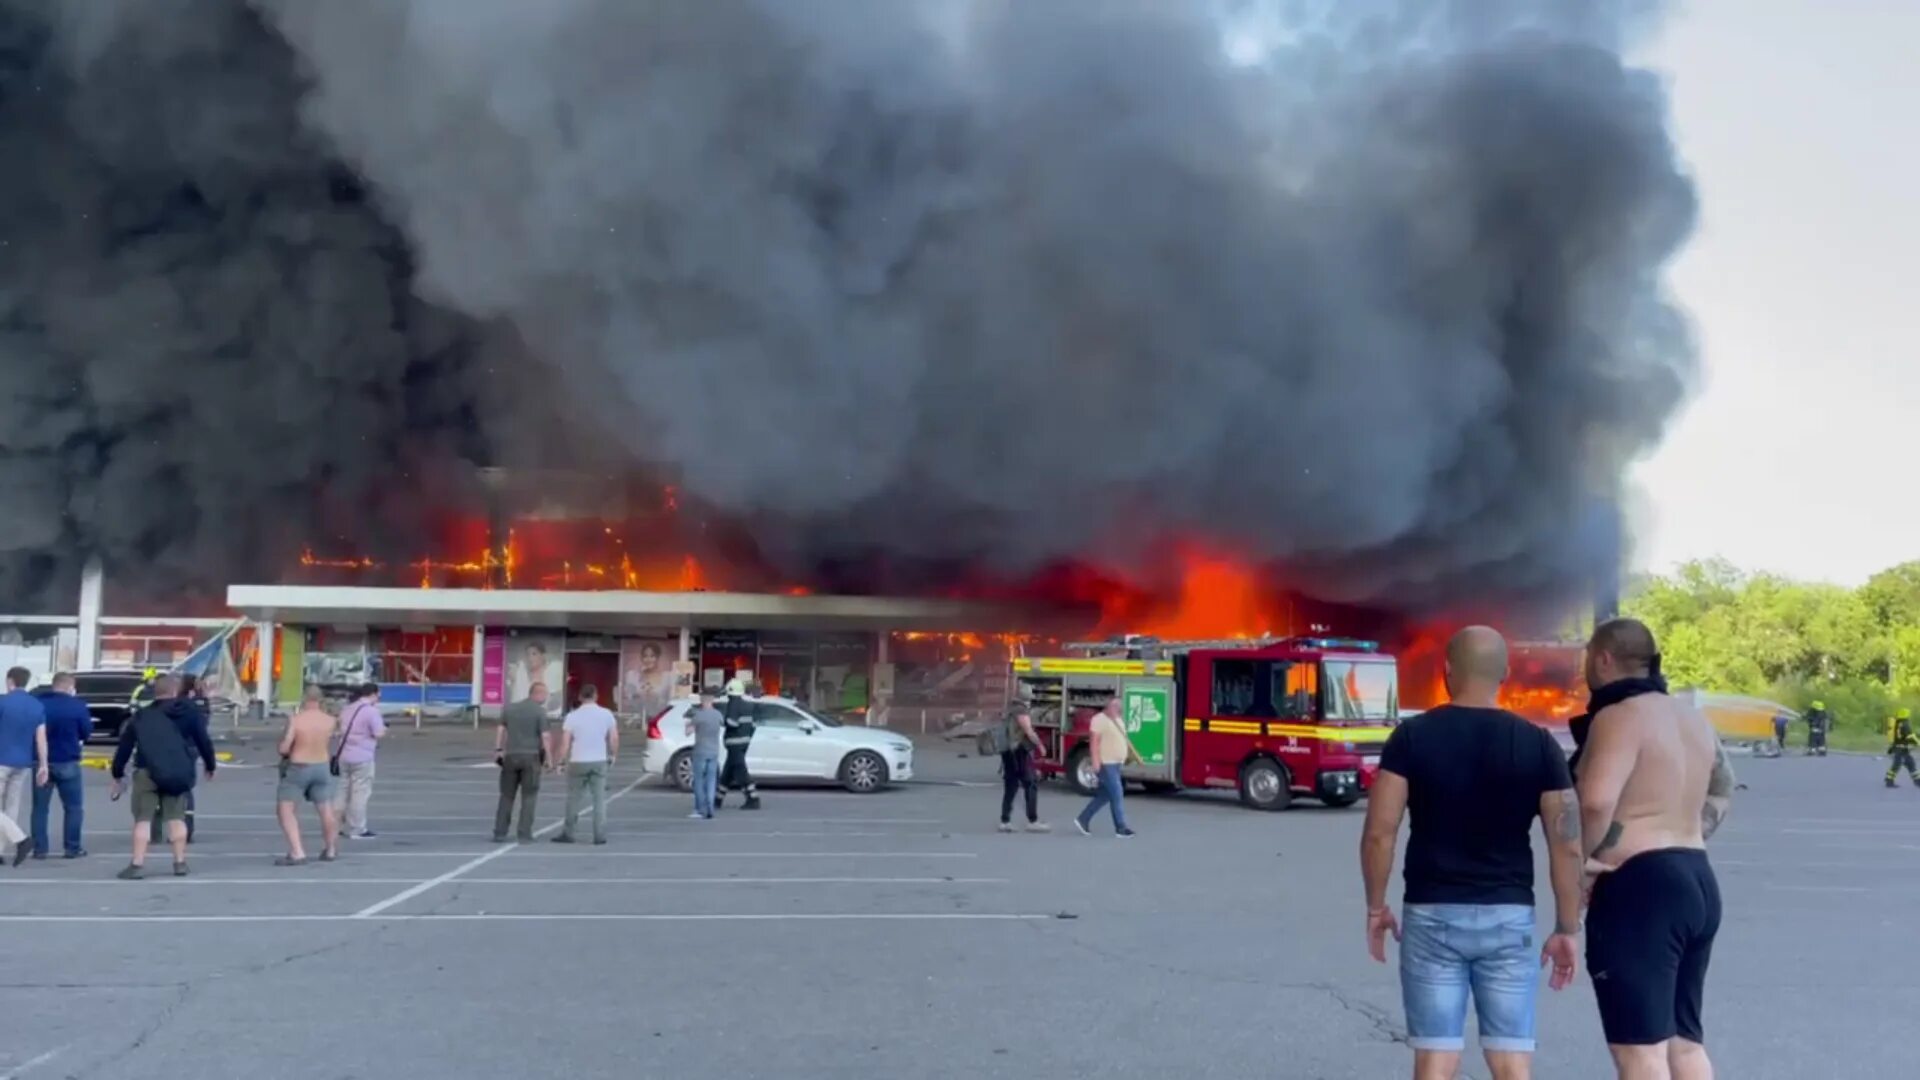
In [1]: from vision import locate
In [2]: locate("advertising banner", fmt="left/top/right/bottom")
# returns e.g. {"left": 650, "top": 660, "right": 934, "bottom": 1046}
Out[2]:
{"left": 506, "top": 629, "right": 567, "bottom": 715}
{"left": 481, "top": 630, "right": 506, "bottom": 706}
{"left": 618, "top": 636, "right": 676, "bottom": 719}
{"left": 1122, "top": 682, "right": 1171, "bottom": 765}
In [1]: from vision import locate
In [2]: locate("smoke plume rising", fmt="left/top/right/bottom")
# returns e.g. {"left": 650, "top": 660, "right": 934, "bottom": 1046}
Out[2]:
{"left": 0, "top": 0, "right": 1696, "bottom": 617}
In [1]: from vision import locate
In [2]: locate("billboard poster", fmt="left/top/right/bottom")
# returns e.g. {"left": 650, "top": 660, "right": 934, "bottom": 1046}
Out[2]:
{"left": 506, "top": 629, "right": 567, "bottom": 715}
{"left": 618, "top": 636, "right": 676, "bottom": 719}
{"left": 481, "top": 630, "right": 506, "bottom": 706}
{"left": 1122, "top": 683, "right": 1171, "bottom": 765}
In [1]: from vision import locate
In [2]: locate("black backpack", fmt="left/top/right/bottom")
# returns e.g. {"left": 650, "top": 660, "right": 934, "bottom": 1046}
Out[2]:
{"left": 132, "top": 705, "right": 197, "bottom": 796}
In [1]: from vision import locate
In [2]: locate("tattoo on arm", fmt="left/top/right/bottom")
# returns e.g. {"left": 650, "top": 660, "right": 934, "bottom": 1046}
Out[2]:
{"left": 1554, "top": 790, "right": 1582, "bottom": 846}
{"left": 1702, "top": 744, "right": 1736, "bottom": 840}
{"left": 1590, "top": 820, "right": 1623, "bottom": 858}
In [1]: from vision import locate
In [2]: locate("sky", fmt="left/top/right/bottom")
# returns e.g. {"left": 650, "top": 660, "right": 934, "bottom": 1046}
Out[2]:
{"left": 1631, "top": 0, "right": 1920, "bottom": 585}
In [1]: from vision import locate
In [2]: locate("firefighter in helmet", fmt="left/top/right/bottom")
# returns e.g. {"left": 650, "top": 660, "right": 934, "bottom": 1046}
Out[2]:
{"left": 1805, "top": 700, "right": 1832, "bottom": 756}
{"left": 1886, "top": 708, "right": 1919, "bottom": 788}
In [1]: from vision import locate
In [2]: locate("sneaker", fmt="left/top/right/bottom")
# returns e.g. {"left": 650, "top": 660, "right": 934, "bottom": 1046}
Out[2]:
{"left": 742, "top": 797, "right": 762, "bottom": 811}
{"left": 10, "top": 845, "right": 27, "bottom": 868}
{"left": 491, "top": 834, "right": 508, "bottom": 843}
{"left": 1073, "top": 818, "right": 1090, "bottom": 837}
{"left": 354, "top": 830, "right": 377, "bottom": 839}
{"left": 689, "top": 812, "right": 705, "bottom": 820}
{"left": 1116, "top": 828, "right": 1137, "bottom": 838}
{"left": 173, "top": 862, "right": 190, "bottom": 877}
{"left": 117, "top": 864, "right": 145, "bottom": 880}
{"left": 64, "top": 849, "right": 87, "bottom": 859}
{"left": 31, "top": 850, "right": 46, "bottom": 861}
{"left": 1025, "top": 821, "right": 1052, "bottom": 833}
{"left": 550, "top": 834, "right": 576, "bottom": 844}
{"left": 592, "top": 838, "right": 608, "bottom": 846}
{"left": 998, "top": 822, "right": 1015, "bottom": 833}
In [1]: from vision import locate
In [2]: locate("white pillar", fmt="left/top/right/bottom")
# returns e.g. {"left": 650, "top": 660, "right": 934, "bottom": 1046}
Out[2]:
{"left": 76, "top": 557, "right": 104, "bottom": 670}
{"left": 471, "top": 625, "right": 486, "bottom": 703}
{"left": 679, "top": 625, "right": 692, "bottom": 662}
{"left": 256, "top": 619, "right": 276, "bottom": 710}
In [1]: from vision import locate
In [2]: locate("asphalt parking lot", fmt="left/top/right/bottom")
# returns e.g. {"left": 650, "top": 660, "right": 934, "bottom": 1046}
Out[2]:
{"left": 1, "top": 733, "right": 1910, "bottom": 1079}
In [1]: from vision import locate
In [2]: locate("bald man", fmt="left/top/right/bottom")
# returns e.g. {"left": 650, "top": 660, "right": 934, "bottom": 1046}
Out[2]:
{"left": 1575, "top": 618, "right": 1731, "bottom": 1080}
{"left": 1362, "top": 627, "right": 1582, "bottom": 1080}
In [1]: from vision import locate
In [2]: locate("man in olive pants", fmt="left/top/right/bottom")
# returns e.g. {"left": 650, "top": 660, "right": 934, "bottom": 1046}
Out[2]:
{"left": 553, "top": 685, "right": 617, "bottom": 845}
{"left": 493, "top": 683, "right": 554, "bottom": 843}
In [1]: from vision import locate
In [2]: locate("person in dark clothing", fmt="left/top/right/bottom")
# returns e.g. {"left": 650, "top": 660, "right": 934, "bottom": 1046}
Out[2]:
{"left": 997, "top": 699, "right": 1049, "bottom": 833}
{"left": 1771, "top": 711, "right": 1791, "bottom": 757}
{"left": 110, "top": 674, "right": 217, "bottom": 879}
{"left": 716, "top": 679, "right": 761, "bottom": 811}
{"left": 1886, "top": 709, "right": 1919, "bottom": 788}
{"left": 30, "top": 672, "right": 93, "bottom": 859}
{"left": 1805, "top": 701, "right": 1832, "bottom": 756}
{"left": 149, "top": 676, "right": 210, "bottom": 843}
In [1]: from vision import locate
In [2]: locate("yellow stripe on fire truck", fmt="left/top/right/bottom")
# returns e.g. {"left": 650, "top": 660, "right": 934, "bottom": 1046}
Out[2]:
{"left": 1180, "top": 718, "right": 1394, "bottom": 742}
{"left": 1009, "top": 658, "right": 1177, "bottom": 676}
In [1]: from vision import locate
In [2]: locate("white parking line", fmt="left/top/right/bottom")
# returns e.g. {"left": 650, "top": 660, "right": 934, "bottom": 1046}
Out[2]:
{"left": 0, "top": 1046, "right": 64, "bottom": 1080}
{"left": 1764, "top": 884, "right": 1870, "bottom": 893}
{"left": 500, "top": 851, "right": 979, "bottom": 859}
{"left": 0, "top": 913, "right": 1047, "bottom": 925}
{"left": 353, "top": 774, "right": 647, "bottom": 919}
{"left": 0, "top": 876, "right": 1005, "bottom": 887}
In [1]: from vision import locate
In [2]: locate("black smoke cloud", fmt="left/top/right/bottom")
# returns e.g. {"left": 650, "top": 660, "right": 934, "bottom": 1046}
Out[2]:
{"left": 0, "top": 0, "right": 1696, "bottom": 616}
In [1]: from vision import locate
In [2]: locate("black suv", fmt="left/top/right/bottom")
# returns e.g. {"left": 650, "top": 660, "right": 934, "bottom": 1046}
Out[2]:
{"left": 64, "top": 670, "right": 151, "bottom": 742}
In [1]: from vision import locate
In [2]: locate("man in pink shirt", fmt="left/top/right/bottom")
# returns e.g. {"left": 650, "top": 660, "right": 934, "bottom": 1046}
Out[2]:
{"left": 333, "top": 684, "right": 386, "bottom": 839}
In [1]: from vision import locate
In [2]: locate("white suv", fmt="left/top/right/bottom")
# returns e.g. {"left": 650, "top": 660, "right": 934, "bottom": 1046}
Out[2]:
{"left": 642, "top": 697, "right": 915, "bottom": 793}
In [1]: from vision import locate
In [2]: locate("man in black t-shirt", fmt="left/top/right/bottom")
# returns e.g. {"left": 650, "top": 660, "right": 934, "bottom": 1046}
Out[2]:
{"left": 1361, "top": 626, "right": 1585, "bottom": 1080}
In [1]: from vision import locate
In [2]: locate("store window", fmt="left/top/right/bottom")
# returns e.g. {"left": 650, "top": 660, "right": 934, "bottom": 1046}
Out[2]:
{"left": 369, "top": 627, "right": 474, "bottom": 687}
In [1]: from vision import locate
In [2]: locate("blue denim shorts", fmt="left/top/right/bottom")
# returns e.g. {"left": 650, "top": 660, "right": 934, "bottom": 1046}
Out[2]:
{"left": 1399, "top": 904, "right": 1539, "bottom": 1052}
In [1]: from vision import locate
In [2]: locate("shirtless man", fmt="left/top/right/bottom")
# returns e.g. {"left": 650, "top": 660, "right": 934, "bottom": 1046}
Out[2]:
{"left": 1576, "top": 619, "right": 1736, "bottom": 1080}
{"left": 275, "top": 685, "right": 340, "bottom": 865}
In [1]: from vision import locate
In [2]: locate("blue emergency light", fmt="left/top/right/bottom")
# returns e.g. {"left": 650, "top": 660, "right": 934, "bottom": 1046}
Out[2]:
{"left": 1297, "top": 637, "right": 1379, "bottom": 652}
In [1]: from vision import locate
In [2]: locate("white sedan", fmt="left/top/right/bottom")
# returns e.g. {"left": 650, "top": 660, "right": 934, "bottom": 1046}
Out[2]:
{"left": 642, "top": 697, "right": 915, "bottom": 793}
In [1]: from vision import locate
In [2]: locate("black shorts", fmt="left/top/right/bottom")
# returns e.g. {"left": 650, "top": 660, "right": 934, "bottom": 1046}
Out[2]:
{"left": 1586, "top": 847, "right": 1722, "bottom": 1046}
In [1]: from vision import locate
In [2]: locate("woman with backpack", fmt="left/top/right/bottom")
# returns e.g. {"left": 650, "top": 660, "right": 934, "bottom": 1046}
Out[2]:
{"left": 995, "top": 697, "right": 1050, "bottom": 833}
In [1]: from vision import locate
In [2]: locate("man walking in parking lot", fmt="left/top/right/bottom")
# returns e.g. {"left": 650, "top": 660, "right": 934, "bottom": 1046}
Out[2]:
{"left": 273, "top": 685, "right": 340, "bottom": 866}
{"left": 110, "top": 674, "right": 217, "bottom": 878}
{"left": 31, "top": 672, "right": 92, "bottom": 859}
{"left": 0, "top": 666, "right": 48, "bottom": 866}
{"left": 1074, "top": 696, "right": 1139, "bottom": 837}
{"left": 685, "top": 690, "right": 724, "bottom": 819}
{"left": 1360, "top": 627, "right": 1583, "bottom": 1080}
{"left": 494, "top": 682, "right": 553, "bottom": 842}
{"left": 554, "top": 684, "right": 617, "bottom": 845}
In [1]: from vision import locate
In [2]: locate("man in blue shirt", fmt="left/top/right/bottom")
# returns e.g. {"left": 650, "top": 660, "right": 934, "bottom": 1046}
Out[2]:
{"left": 0, "top": 666, "right": 49, "bottom": 867}
{"left": 31, "top": 672, "right": 93, "bottom": 858}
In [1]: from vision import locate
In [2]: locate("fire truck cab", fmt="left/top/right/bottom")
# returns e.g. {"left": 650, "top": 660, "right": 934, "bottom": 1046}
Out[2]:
{"left": 1012, "top": 636, "right": 1400, "bottom": 811}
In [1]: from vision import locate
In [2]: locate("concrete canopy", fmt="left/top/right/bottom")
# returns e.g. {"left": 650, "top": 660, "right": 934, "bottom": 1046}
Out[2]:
{"left": 224, "top": 585, "right": 1061, "bottom": 634}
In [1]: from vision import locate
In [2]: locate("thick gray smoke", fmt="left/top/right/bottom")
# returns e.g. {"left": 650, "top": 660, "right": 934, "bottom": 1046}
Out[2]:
{"left": 0, "top": 0, "right": 1696, "bottom": 615}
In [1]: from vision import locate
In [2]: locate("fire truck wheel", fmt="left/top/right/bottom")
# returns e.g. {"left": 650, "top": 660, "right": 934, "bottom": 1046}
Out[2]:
{"left": 839, "top": 750, "right": 890, "bottom": 793}
{"left": 669, "top": 750, "right": 695, "bottom": 793}
{"left": 1238, "top": 757, "right": 1292, "bottom": 812}
{"left": 1066, "top": 748, "right": 1099, "bottom": 796}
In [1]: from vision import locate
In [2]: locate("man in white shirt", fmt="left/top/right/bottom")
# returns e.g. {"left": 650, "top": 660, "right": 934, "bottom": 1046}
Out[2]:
{"left": 553, "top": 684, "right": 618, "bottom": 845}
{"left": 1074, "top": 695, "right": 1142, "bottom": 837}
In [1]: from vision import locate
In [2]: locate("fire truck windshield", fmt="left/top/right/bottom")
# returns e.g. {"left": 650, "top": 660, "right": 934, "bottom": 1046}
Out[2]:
{"left": 1322, "top": 659, "right": 1398, "bottom": 721}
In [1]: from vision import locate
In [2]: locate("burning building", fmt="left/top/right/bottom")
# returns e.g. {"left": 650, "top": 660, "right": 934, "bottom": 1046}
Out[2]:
{"left": 0, "top": 2, "right": 1694, "bottom": 720}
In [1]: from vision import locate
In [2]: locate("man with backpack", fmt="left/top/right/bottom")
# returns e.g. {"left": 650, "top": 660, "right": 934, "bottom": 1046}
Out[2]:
{"left": 109, "top": 674, "right": 217, "bottom": 879}
{"left": 994, "top": 695, "right": 1050, "bottom": 833}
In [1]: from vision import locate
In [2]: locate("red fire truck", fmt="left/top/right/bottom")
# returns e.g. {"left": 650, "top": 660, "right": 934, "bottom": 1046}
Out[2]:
{"left": 1011, "top": 636, "right": 1401, "bottom": 810}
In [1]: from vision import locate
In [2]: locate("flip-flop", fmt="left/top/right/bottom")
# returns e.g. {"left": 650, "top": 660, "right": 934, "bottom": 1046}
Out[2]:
{"left": 319, "top": 850, "right": 338, "bottom": 862}
{"left": 273, "top": 855, "right": 309, "bottom": 867}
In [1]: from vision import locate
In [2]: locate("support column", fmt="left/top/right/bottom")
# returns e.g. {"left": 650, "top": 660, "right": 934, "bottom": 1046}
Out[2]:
{"left": 679, "top": 625, "right": 692, "bottom": 662}
{"left": 870, "top": 630, "right": 893, "bottom": 729}
{"left": 471, "top": 624, "right": 486, "bottom": 712}
{"left": 255, "top": 619, "right": 276, "bottom": 716}
{"left": 76, "top": 557, "right": 104, "bottom": 670}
